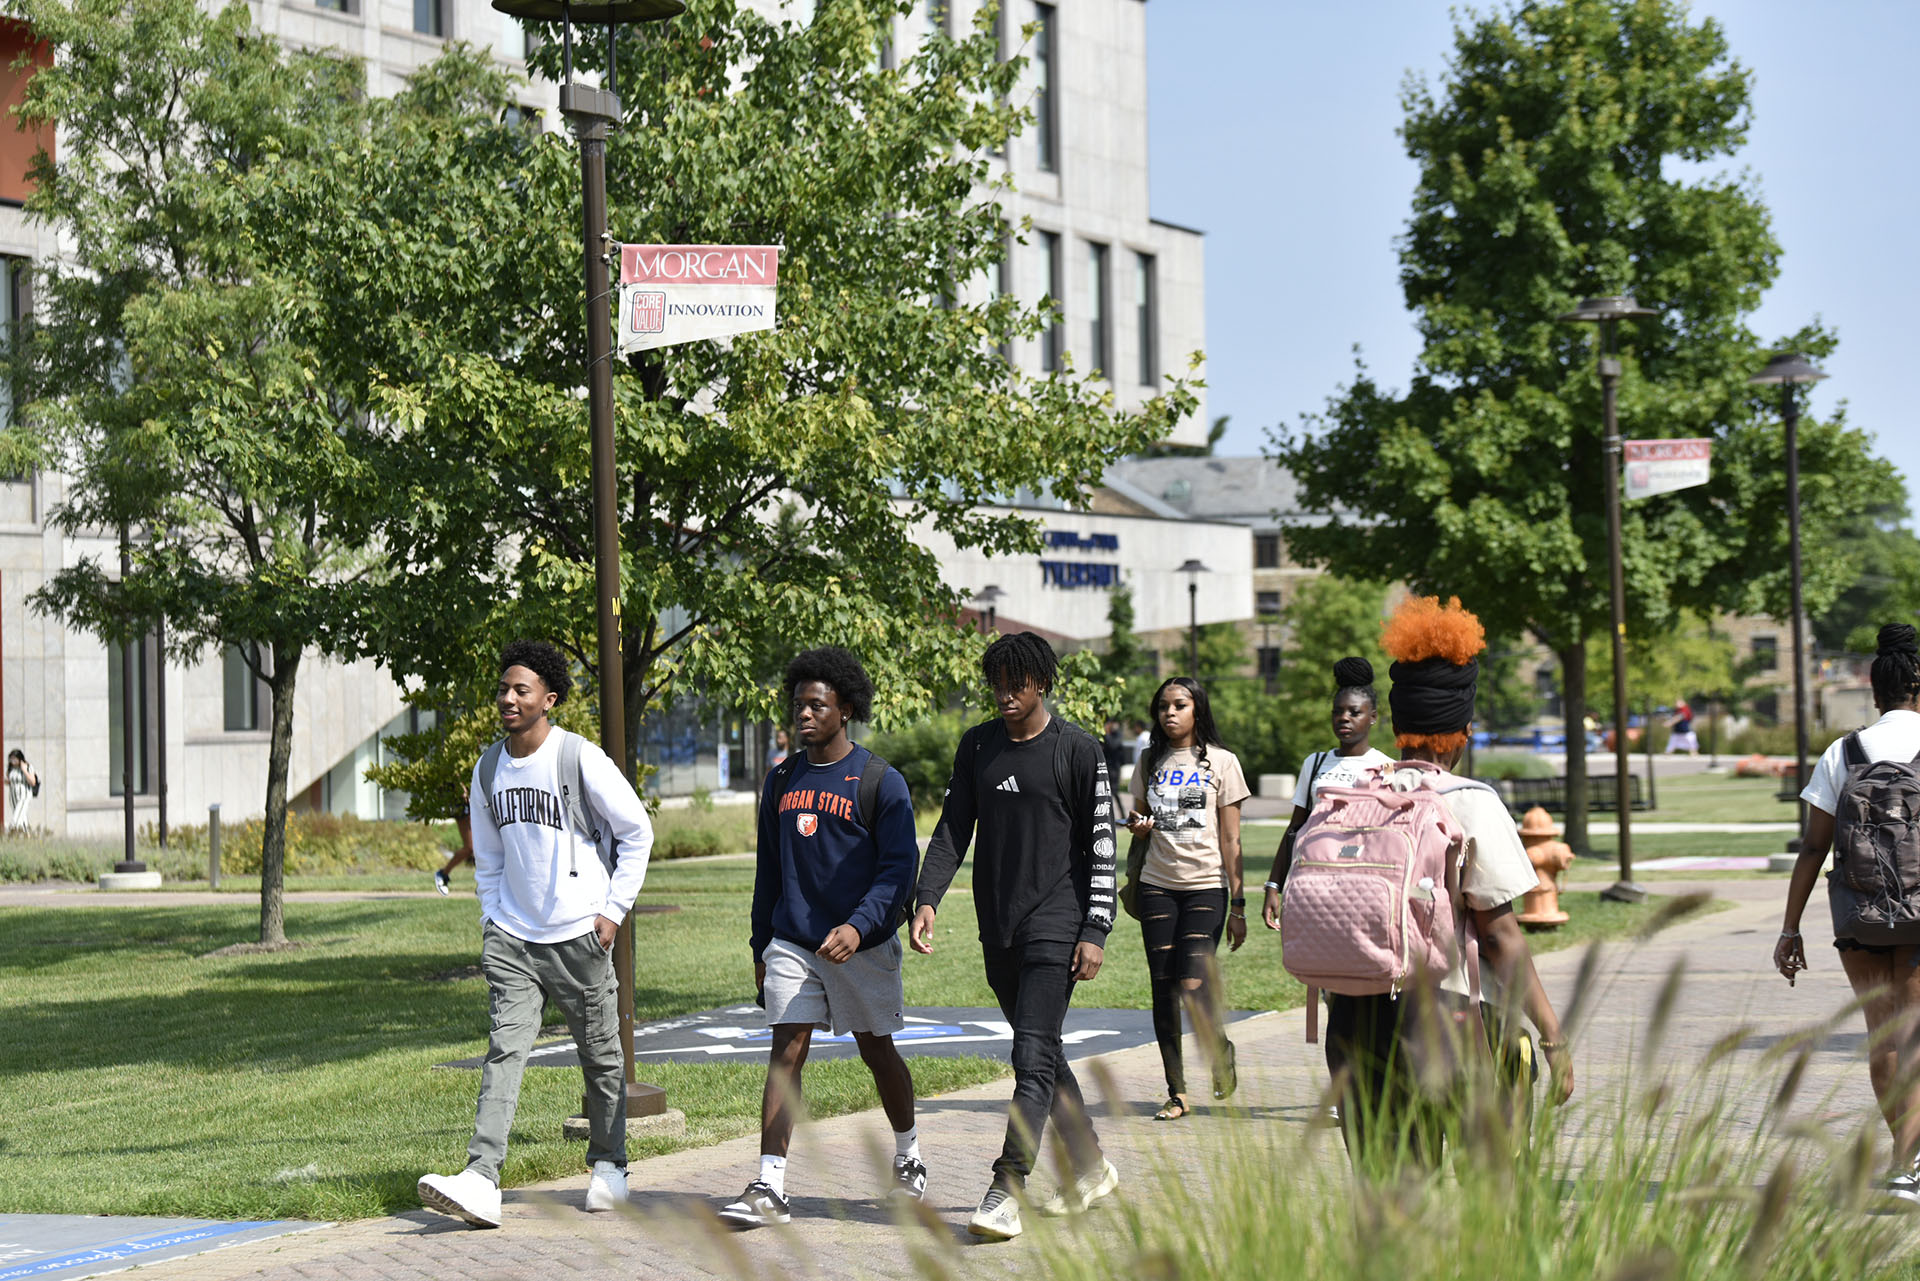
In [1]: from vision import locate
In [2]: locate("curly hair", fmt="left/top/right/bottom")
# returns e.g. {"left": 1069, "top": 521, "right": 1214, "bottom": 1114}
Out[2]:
{"left": 983, "top": 631, "right": 1057, "bottom": 696}
{"left": 783, "top": 646, "right": 875, "bottom": 723}
{"left": 498, "top": 639, "right": 572, "bottom": 706}
{"left": 1380, "top": 595, "right": 1486, "bottom": 666}
{"left": 1872, "top": 623, "right": 1920, "bottom": 710}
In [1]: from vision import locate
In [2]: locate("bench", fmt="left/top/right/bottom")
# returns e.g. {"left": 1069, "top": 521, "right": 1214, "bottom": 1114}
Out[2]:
{"left": 1498, "top": 774, "right": 1648, "bottom": 813}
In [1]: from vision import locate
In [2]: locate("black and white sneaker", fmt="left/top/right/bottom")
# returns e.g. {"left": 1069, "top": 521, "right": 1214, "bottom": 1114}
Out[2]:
{"left": 717, "top": 1180, "right": 791, "bottom": 1228}
{"left": 890, "top": 1155, "right": 928, "bottom": 1202}
{"left": 1880, "top": 1166, "right": 1920, "bottom": 1211}
{"left": 433, "top": 868, "right": 451, "bottom": 896}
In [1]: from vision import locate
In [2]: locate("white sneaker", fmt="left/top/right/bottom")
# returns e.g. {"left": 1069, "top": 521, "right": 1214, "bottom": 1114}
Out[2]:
{"left": 1035, "top": 1158, "right": 1119, "bottom": 1216}
{"left": 967, "top": 1185, "right": 1021, "bottom": 1240}
{"left": 417, "top": 1169, "right": 502, "bottom": 1228}
{"left": 890, "top": 1154, "right": 928, "bottom": 1201}
{"left": 585, "top": 1161, "right": 628, "bottom": 1212}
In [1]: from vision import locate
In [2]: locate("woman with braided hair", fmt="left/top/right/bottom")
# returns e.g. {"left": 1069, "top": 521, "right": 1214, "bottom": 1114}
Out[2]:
{"left": 1124, "top": 676, "right": 1251, "bottom": 1118}
{"left": 1775, "top": 623, "right": 1920, "bottom": 1206}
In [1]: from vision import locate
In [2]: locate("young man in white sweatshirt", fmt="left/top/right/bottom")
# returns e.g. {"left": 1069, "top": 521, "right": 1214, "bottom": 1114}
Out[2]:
{"left": 417, "top": 640, "right": 655, "bottom": 1228}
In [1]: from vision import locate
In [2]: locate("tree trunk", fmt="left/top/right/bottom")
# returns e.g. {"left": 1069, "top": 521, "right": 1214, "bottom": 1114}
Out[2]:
{"left": 258, "top": 644, "right": 302, "bottom": 945}
{"left": 1559, "top": 639, "right": 1589, "bottom": 853}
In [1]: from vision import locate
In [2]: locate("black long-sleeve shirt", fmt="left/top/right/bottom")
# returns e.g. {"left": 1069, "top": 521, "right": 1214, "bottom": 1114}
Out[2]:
{"left": 914, "top": 716, "right": 1116, "bottom": 949}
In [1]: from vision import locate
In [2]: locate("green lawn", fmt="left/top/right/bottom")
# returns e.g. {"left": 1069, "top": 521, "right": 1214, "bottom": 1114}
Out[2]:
{"left": 0, "top": 860, "right": 1709, "bottom": 1221}
{"left": 1637, "top": 770, "right": 1799, "bottom": 823}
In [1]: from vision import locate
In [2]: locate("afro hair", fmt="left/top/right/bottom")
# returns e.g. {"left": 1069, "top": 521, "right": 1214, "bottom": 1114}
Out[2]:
{"left": 1380, "top": 596, "right": 1486, "bottom": 667}
{"left": 498, "top": 639, "right": 573, "bottom": 705}
{"left": 783, "top": 646, "right": 876, "bottom": 723}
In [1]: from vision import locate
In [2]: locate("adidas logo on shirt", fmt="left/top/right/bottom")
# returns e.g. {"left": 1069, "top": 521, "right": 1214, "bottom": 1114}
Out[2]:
{"left": 995, "top": 776, "right": 1021, "bottom": 793}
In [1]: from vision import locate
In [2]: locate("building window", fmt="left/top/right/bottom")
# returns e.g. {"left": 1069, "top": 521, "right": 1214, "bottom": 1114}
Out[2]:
{"left": 1086, "top": 240, "right": 1110, "bottom": 379}
{"left": 223, "top": 644, "right": 265, "bottom": 732}
{"left": 108, "top": 636, "right": 151, "bottom": 796}
{"left": 497, "top": 11, "right": 527, "bottom": 59}
{"left": 0, "top": 23, "right": 53, "bottom": 205}
{"left": 315, "top": 0, "right": 350, "bottom": 12}
{"left": 413, "top": 0, "right": 444, "bottom": 37}
{"left": 1751, "top": 634, "right": 1778, "bottom": 672}
{"left": 927, "top": 0, "right": 949, "bottom": 37}
{"left": 1257, "top": 646, "right": 1280, "bottom": 694}
{"left": 1135, "top": 252, "right": 1157, "bottom": 386}
{"left": 1033, "top": 2, "right": 1057, "bottom": 172}
{"left": 1038, "top": 229, "right": 1062, "bottom": 373}
{"left": 1256, "top": 590, "right": 1282, "bottom": 617}
{"left": 1254, "top": 532, "right": 1280, "bottom": 569}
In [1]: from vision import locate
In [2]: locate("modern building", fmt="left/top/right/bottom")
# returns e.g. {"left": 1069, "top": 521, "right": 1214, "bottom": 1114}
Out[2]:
{"left": 0, "top": 0, "right": 1209, "bottom": 828}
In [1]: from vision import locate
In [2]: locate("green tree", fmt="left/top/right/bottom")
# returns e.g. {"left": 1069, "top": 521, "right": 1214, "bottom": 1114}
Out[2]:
{"left": 1270, "top": 0, "right": 1895, "bottom": 850}
{"left": 1273, "top": 575, "right": 1392, "bottom": 766}
{"left": 368, "top": 0, "right": 1196, "bottom": 764}
{"left": 1812, "top": 498, "right": 1920, "bottom": 655}
{"left": 1101, "top": 582, "right": 1151, "bottom": 689}
{"left": 10, "top": 0, "right": 561, "bottom": 942}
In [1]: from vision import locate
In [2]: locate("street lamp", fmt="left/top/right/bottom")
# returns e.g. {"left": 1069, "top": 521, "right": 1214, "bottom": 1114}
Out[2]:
{"left": 974, "top": 584, "right": 1005, "bottom": 634}
{"left": 1177, "top": 558, "right": 1209, "bottom": 676}
{"left": 1559, "top": 294, "right": 1658, "bottom": 905}
{"left": 491, "top": 0, "right": 684, "bottom": 1124}
{"left": 1750, "top": 352, "right": 1829, "bottom": 853}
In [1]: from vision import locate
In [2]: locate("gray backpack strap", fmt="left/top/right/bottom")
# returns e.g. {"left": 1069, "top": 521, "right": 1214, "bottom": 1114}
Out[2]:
{"left": 557, "top": 730, "right": 613, "bottom": 875}
{"left": 478, "top": 739, "right": 507, "bottom": 827}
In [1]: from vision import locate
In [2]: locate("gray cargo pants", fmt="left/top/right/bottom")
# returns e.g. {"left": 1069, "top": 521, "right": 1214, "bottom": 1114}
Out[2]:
{"left": 466, "top": 922, "right": 626, "bottom": 1182}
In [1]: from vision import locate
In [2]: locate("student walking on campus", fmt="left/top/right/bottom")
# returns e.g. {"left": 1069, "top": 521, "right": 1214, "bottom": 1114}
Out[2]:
{"left": 718, "top": 648, "right": 923, "bottom": 1228}
{"left": 1260, "top": 657, "right": 1391, "bottom": 924}
{"left": 5, "top": 749, "right": 39, "bottom": 831}
{"left": 417, "top": 640, "right": 655, "bottom": 1228}
{"left": 912, "top": 632, "right": 1119, "bottom": 1240}
{"left": 1774, "top": 623, "right": 1920, "bottom": 1205}
{"left": 1122, "top": 676, "right": 1250, "bottom": 1119}
{"left": 1284, "top": 599, "right": 1572, "bottom": 1167}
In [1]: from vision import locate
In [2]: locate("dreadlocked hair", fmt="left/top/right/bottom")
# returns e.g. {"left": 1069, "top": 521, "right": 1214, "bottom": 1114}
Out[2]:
{"left": 1872, "top": 623, "right": 1920, "bottom": 709}
{"left": 1143, "top": 677, "right": 1225, "bottom": 780}
{"left": 983, "top": 630, "right": 1057, "bottom": 697}
{"left": 1381, "top": 596, "right": 1484, "bottom": 754}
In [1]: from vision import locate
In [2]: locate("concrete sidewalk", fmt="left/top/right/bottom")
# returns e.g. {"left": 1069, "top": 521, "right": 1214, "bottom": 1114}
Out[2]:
{"left": 95, "top": 880, "right": 1875, "bottom": 1280}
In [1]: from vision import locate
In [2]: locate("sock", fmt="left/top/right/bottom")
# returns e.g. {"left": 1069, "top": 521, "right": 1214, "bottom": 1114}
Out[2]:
{"left": 759, "top": 1153, "right": 787, "bottom": 1198}
{"left": 894, "top": 1125, "right": 920, "bottom": 1162}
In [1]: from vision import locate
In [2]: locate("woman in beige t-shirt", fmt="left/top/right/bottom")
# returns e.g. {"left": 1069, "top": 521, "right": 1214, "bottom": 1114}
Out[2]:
{"left": 1123, "top": 677, "right": 1250, "bottom": 1119}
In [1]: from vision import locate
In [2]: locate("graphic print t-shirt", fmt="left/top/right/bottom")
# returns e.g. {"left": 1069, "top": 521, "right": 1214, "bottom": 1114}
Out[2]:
{"left": 1291, "top": 747, "right": 1395, "bottom": 810}
{"left": 1130, "top": 746, "right": 1252, "bottom": 890}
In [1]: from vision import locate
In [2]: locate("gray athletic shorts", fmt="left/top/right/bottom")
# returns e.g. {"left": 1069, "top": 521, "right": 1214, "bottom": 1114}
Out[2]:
{"left": 760, "top": 934, "right": 906, "bottom": 1037}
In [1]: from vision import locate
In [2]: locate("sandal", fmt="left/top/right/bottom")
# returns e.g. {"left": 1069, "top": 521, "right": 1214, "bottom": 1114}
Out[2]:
{"left": 1211, "top": 1039, "right": 1238, "bottom": 1100}
{"left": 1153, "top": 1095, "right": 1189, "bottom": 1121}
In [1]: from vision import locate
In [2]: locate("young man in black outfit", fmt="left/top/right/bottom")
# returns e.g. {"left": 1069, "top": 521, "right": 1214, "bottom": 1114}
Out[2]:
{"left": 910, "top": 632, "right": 1119, "bottom": 1240}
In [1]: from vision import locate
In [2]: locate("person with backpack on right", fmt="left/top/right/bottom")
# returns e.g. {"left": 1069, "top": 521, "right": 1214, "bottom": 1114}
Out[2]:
{"left": 1281, "top": 596, "right": 1572, "bottom": 1167}
{"left": 1774, "top": 623, "right": 1920, "bottom": 1205}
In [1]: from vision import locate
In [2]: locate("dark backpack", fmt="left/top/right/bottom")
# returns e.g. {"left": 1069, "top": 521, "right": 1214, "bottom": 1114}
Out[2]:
{"left": 1826, "top": 733, "right": 1920, "bottom": 945}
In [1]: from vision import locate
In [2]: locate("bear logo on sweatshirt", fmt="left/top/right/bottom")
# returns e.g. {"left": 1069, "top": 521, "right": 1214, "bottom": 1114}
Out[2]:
{"left": 796, "top": 813, "right": 818, "bottom": 837}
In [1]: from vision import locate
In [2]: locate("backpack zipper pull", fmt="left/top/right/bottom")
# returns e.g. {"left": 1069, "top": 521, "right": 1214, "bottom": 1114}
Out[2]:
{"left": 563, "top": 784, "right": 578, "bottom": 877}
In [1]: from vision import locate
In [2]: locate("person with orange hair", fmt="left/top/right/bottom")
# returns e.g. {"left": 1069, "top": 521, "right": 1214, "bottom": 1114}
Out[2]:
{"left": 1325, "top": 596, "right": 1574, "bottom": 1164}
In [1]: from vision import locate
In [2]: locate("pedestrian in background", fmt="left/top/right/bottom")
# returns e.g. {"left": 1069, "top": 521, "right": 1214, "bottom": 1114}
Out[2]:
{"left": 1124, "top": 676, "right": 1249, "bottom": 1119}
{"left": 5, "top": 749, "right": 38, "bottom": 832}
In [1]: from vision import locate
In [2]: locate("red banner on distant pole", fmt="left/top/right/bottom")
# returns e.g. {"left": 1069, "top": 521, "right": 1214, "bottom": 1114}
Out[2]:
{"left": 1624, "top": 438, "right": 1711, "bottom": 500}
{"left": 616, "top": 244, "right": 780, "bottom": 353}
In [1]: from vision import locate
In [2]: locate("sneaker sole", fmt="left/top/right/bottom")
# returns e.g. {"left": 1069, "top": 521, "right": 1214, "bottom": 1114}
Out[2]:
{"left": 585, "top": 1194, "right": 628, "bottom": 1212}
{"left": 417, "top": 1180, "right": 501, "bottom": 1229}
{"left": 717, "top": 1209, "right": 791, "bottom": 1229}
{"left": 966, "top": 1218, "right": 1020, "bottom": 1240}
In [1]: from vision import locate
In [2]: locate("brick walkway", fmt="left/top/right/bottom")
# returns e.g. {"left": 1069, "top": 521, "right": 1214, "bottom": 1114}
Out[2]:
{"left": 114, "top": 879, "right": 1872, "bottom": 1280}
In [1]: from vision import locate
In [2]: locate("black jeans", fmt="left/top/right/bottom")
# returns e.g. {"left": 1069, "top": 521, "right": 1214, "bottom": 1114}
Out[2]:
{"left": 982, "top": 938, "right": 1102, "bottom": 1191}
{"left": 1137, "top": 882, "right": 1228, "bottom": 1097}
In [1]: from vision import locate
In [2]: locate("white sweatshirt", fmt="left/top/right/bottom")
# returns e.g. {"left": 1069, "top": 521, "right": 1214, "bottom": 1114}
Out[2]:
{"left": 469, "top": 728, "right": 655, "bottom": 944}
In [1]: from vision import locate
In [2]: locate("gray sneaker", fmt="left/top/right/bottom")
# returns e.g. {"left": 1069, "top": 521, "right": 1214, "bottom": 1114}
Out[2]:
{"left": 1036, "top": 1158, "right": 1119, "bottom": 1216}
{"left": 890, "top": 1155, "right": 928, "bottom": 1202}
{"left": 967, "top": 1185, "right": 1021, "bottom": 1240}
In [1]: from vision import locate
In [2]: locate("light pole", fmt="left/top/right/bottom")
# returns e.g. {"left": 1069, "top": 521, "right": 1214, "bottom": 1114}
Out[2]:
{"left": 1177, "top": 558, "right": 1209, "bottom": 676}
{"left": 1750, "top": 352, "right": 1828, "bottom": 853}
{"left": 974, "top": 584, "right": 1005, "bottom": 635}
{"left": 492, "top": 0, "right": 683, "bottom": 1123}
{"left": 1560, "top": 295, "right": 1657, "bottom": 905}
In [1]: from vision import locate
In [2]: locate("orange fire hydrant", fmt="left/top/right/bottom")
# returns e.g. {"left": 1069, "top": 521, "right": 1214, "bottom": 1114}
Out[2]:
{"left": 1516, "top": 806, "right": 1575, "bottom": 929}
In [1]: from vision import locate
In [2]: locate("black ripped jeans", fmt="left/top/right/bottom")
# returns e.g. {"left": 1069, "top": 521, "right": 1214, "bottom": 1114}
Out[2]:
{"left": 1138, "top": 881, "right": 1228, "bottom": 1098}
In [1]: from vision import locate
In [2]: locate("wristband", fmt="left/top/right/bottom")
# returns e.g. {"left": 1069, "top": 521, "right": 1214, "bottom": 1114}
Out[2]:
{"left": 1230, "top": 896, "right": 1246, "bottom": 907}
{"left": 1263, "top": 880, "right": 1280, "bottom": 892}
{"left": 1779, "top": 929, "right": 1800, "bottom": 939}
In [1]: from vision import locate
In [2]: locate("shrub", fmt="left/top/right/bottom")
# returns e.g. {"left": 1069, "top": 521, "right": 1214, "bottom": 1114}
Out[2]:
{"left": 157, "top": 812, "right": 451, "bottom": 877}
{"left": 866, "top": 710, "right": 972, "bottom": 809}
{"left": 1725, "top": 722, "right": 1845, "bottom": 758}
{"left": 1471, "top": 752, "right": 1553, "bottom": 781}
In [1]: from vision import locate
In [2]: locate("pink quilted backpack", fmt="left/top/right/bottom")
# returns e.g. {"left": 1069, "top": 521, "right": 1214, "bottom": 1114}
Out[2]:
{"left": 1281, "top": 760, "right": 1490, "bottom": 1006}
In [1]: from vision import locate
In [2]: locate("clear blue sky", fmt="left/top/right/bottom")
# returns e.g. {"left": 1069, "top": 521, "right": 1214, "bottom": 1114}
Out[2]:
{"left": 1145, "top": 1, "right": 1920, "bottom": 518}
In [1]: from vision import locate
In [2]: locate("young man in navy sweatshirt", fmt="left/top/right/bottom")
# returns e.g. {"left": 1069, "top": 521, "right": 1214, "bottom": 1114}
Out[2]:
{"left": 718, "top": 647, "right": 921, "bottom": 1228}
{"left": 911, "top": 631, "right": 1119, "bottom": 1240}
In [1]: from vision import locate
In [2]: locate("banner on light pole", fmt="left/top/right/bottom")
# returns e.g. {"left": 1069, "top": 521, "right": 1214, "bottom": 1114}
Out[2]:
{"left": 616, "top": 244, "right": 780, "bottom": 354}
{"left": 1624, "top": 438, "right": 1711, "bottom": 501}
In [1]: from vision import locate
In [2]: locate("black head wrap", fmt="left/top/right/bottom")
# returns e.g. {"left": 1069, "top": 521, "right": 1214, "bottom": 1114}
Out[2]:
{"left": 1332, "top": 656, "right": 1374, "bottom": 690}
{"left": 1387, "top": 656, "right": 1479, "bottom": 735}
